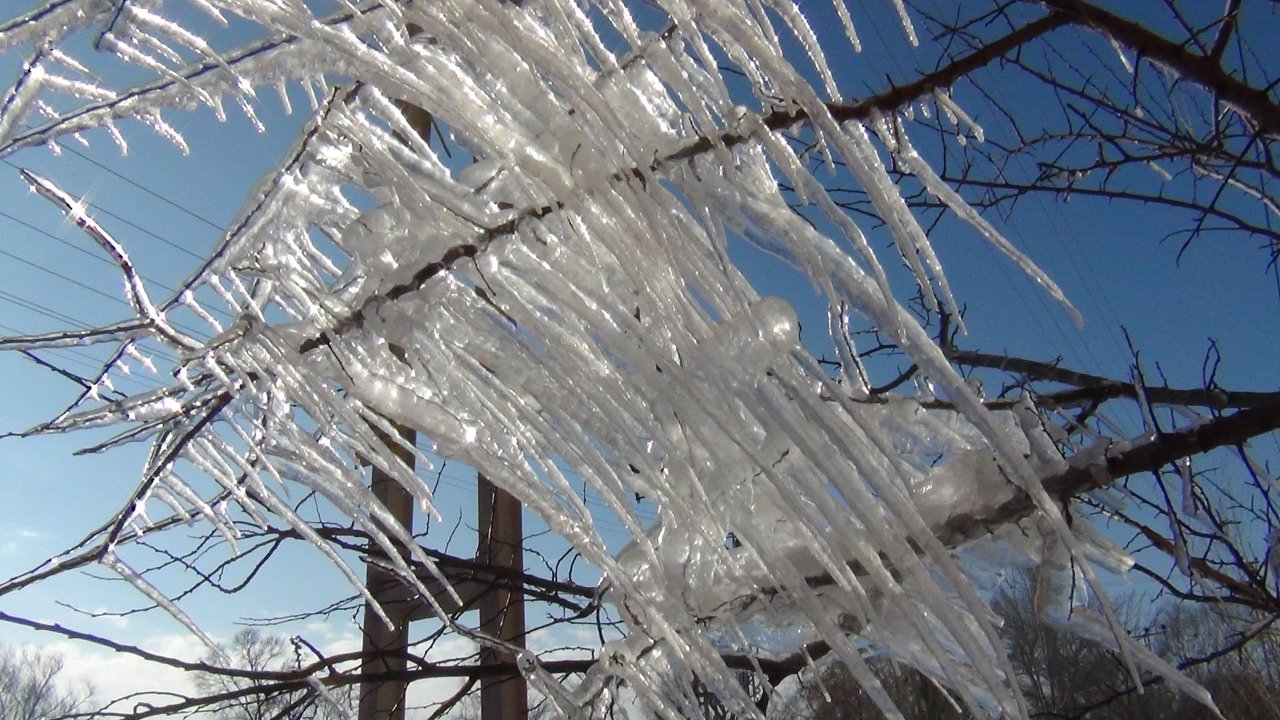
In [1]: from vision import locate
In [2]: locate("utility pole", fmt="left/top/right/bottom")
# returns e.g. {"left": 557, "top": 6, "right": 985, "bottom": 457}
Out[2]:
{"left": 357, "top": 97, "right": 434, "bottom": 720}
{"left": 477, "top": 474, "right": 528, "bottom": 719}
{"left": 356, "top": 94, "right": 528, "bottom": 719}
{"left": 358, "top": 424, "right": 416, "bottom": 720}
{"left": 357, "top": 463, "right": 530, "bottom": 719}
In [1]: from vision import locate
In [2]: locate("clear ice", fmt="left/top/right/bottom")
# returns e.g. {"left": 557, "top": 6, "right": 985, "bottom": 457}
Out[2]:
{"left": 0, "top": 1, "right": 1218, "bottom": 718}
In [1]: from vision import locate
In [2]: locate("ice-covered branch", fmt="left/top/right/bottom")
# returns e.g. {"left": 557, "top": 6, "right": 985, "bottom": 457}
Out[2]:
{"left": 296, "top": 11, "right": 1072, "bottom": 355}
{"left": 0, "top": 2, "right": 389, "bottom": 156}
{"left": 0, "top": 320, "right": 152, "bottom": 351}
{"left": 939, "top": 400, "right": 1280, "bottom": 545}
{"left": 947, "top": 349, "right": 1280, "bottom": 410}
{"left": 697, "top": 401, "right": 1280, "bottom": 615}
{"left": 2, "top": 1, "right": 1272, "bottom": 717}
{"left": 1041, "top": 0, "right": 1280, "bottom": 137}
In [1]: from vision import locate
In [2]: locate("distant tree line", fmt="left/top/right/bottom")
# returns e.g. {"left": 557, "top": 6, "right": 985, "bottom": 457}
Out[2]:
{"left": 769, "top": 571, "right": 1280, "bottom": 720}
{"left": 9, "top": 570, "right": 1276, "bottom": 720}
{"left": 0, "top": 645, "right": 91, "bottom": 720}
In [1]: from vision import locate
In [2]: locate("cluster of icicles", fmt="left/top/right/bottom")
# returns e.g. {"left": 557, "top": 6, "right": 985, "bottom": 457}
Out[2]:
{"left": 0, "top": 1, "right": 1213, "bottom": 717}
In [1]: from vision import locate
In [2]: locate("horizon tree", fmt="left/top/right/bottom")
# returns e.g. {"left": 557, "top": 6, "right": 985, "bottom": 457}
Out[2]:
{"left": 0, "top": 644, "right": 93, "bottom": 720}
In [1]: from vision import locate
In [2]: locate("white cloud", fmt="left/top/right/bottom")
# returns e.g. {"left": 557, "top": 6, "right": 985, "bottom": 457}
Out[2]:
{"left": 47, "top": 634, "right": 203, "bottom": 713}
{"left": 0, "top": 527, "right": 42, "bottom": 555}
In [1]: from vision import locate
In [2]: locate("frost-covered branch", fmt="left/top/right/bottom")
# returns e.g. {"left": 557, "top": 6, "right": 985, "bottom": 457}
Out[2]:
{"left": 1, "top": 1, "right": 1276, "bottom": 718}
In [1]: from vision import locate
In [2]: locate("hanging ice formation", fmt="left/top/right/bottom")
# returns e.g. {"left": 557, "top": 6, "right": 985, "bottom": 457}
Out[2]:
{"left": 0, "top": 1, "right": 1214, "bottom": 718}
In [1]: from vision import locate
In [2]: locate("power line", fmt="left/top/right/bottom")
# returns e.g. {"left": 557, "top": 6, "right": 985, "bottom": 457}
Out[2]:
{"left": 0, "top": 287, "right": 92, "bottom": 329}
{"left": 0, "top": 208, "right": 180, "bottom": 293}
{"left": 2, "top": 158, "right": 205, "bottom": 261}
{"left": 430, "top": 466, "right": 656, "bottom": 524}
{"left": 0, "top": 245, "right": 139, "bottom": 308}
{"left": 0, "top": 170, "right": 239, "bottom": 329}
{"left": 13, "top": 142, "right": 669, "bottom": 541}
{"left": 0, "top": 242, "right": 215, "bottom": 341}
{"left": 0, "top": 316, "right": 164, "bottom": 393}
{"left": 0, "top": 205, "right": 236, "bottom": 325}
{"left": 84, "top": 198, "right": 208, "bottom": 260}
{"left": 0, "top": 146, "right": 235, "bottom": 363}
{"left": 0, "top": 288, "right": 181, "bottom": 371}
{"left": 61, "top": 145, "right": 228, "bottom": 232}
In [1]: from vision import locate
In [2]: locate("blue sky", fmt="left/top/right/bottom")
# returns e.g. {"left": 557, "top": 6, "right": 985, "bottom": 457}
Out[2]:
{"left": 0, "top": 0, "right": 1276, "bottom": 701}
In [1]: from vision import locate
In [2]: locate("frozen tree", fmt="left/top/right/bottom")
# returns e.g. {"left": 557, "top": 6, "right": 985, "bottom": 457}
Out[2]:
{"left": 779, "top": 576, "right": 1280, "bottom": 720}
{"left": 0, "top": 645, "right": 92, "bottom": 720}
{"left": 0, "top": 1, "right": 1277, "bottom": 718}
{"left": 194, "top": 630, "right": 353, "bottom": 720}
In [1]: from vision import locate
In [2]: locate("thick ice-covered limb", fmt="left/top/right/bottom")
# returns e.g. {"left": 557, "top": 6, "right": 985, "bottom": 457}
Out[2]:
{"left": 0, "top": 2, "right": 1254, "bottom": 718}
{"left": 20, "top": 168, "right": 198, "bottom": 349}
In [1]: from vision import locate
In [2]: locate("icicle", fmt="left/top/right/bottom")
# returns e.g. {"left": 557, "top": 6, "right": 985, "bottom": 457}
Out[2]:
{"left": 933, "top": 88, "right": 985, "bottom": 143}
{"left": 1109, "top": 35, "right": 1135, "bottom": 74}
{"left": 274, "top": 79, "right": 292, "bottom": 115}
{"left": 827, "top": 0, "right": 862, "bottom": 52}
{"left": 0, "top": 2, "right": 1221, "bottom": 716}
{"left": 104, "top": 551, "right": 226, "bottom": 658}
{"left": 887, "top": 0, "right": 918, "bottom": 46}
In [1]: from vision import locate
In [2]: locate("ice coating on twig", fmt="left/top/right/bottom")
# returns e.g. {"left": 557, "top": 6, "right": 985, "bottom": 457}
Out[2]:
{"left": 0, "top": 1, "right": 1211, "bottom": 717}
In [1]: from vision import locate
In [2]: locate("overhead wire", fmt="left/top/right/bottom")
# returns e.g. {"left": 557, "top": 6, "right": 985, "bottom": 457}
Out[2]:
{"left": 0, "top": 206, "right": 182, "bottom": 295}
{"left": 424, "top": 464, "right": 658, "bottom": 533}
{"left": 2, "top": 158, "right": 206, "bottom": 261}
{"left": 0, "top": 244, "right": 149, "bottom": 308}
{"left": 0, "top": 139, "right": 246, "bottom": 353}
{"left": 0, "top": 286, "right": 93, "bottom": 329}
{"left": 0, "top": 205, "right": 234, "bottom": 332}
{"left": 0, "top": 313, "right": 165, "bottom": 393}
{"left": 910, "top": 0, "right": 1141, "bottom": 427}
{"left": 0, "top": 287, "right": 176, "bottom": 375}
{"left": 0, "top": 148, "right": 249, "bottom": 344}
{"left": 60, "top": 145, "right": 228, "bottom": 232}
{"left": 0, "top": 150, "right": 658, "bottom": 536}
{"left": 967, "top": 38, "right": 1145, "bottom": 431}
{"left": 0, "top": 245, "right": 207, "bottom": 351}
{"left": 2, "top": 95, "right": 666, "bottom": 549}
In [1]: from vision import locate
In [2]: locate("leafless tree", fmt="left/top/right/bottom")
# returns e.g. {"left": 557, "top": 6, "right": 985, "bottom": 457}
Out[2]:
{"left": 0, "top": 645, "right": 93, "bottom": 720}
{"left": 194, "top": 629, "right": 354, "bottom": 720}
{"left": 776, "top": 575, "right": 1280, "bottom": 720}
{"left": 0, "top": 1, "right": 1278, "bottom": 718}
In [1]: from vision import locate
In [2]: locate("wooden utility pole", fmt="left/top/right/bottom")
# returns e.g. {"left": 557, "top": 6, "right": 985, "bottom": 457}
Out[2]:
{"left": 359, "top": 424, "right": 416, "bottom": 720}
{"left": 357, "top": 97, "right": 434, "bottom": 720}
{"left": 356, "top": 94, "right": 528, "bottom": 719}
{"left": 477, "top": 474, "right": 528, "bottom": 719}
{"left": 357, "top": 463, "right": 530, "bottom": 719}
